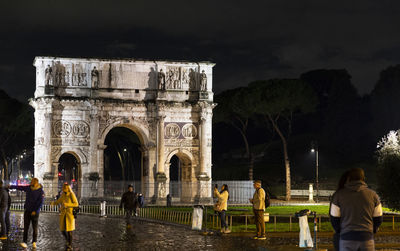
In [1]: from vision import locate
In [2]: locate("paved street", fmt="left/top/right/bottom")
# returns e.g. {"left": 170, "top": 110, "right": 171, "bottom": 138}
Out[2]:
{"left": 1, "top": 212, "right": 400, "bottom": 251}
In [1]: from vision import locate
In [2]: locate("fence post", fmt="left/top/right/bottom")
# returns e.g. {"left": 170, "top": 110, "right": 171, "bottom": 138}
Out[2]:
{"left": 100, "top": 201, "right": 106, "bottom": 217}
{"left": 245, "top": 215, "right": 248, "bottom": 231}
{"left": 289, "top": 216, "right": 292, "bottom": 232}
{"left": 274, "top": 216, "right": 276, "bottom": 231}
{"left": 319, "top": 216, "right": 321, "bottom": 231}
{"left": 230, "top": 215, "right": 233, "bottom": 231}
{"left": 393, "top": 216, "right": 395, "bottom": 231}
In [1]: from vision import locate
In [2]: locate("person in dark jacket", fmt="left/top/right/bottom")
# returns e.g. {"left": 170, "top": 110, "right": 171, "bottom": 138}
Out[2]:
{"left": 330, "top": 168, "right": 383, "bottom": 251}
{"left": 10, "top": 177, "right": 45, "bottom": 249}
{"left": 329, "top": 170, "right": 349, "bottom": 251}
{"left": 0, "top": 180, "right": 9, "bottom": 239}
{"left": 119, "top": 185, "right": 138, "bottom": 227}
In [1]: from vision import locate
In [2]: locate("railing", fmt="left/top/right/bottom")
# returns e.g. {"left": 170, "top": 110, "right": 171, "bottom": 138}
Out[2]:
{"left": 10, "top": 203, "right": 400, "bottom": 232}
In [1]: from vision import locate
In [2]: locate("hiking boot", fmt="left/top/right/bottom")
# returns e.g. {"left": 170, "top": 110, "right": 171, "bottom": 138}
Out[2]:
{"left": 252, "top": 236, "right": 259, "bottom": 240}
{"left": 224, "top": 228, "right": 231, "bottom": 234}
{"left": 20, "top": 242, "right": 28, "bottom": 248}
{"left": 258, "top": 236, "right": 267, "bottom": 240}
{"left": 0, "top": 235, "right": 7, "bottom": 240}
{"left": 32, "top": 242, "right": 37, "bottom": 248}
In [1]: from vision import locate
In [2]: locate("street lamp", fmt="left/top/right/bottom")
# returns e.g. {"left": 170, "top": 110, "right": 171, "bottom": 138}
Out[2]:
{"left": 311, "top": 141, "right": 319, "bottom": 203}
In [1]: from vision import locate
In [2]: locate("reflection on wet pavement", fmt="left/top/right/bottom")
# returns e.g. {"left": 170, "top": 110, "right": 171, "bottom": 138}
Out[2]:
{"left": 0, "top": 212, "right": 399, "bottom": 251}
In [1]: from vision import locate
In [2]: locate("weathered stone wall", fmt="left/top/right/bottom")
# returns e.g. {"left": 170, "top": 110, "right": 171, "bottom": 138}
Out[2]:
{"left": 31, "top": 57, "right": 215, "bottom": 203}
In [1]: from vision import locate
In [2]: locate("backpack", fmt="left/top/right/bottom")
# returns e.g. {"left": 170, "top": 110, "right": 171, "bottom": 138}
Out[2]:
{"left": 137, "top": 194, "right": 144, "bottom": 208}
{"left": 258, "top": 188, "right": 271, "bottom": 209}
{"left": 264, "top": 189, "right": 271, "bottom": 208}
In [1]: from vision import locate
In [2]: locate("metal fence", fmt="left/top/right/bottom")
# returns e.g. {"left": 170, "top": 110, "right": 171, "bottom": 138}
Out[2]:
{"left": 10, "top": 202, "right": 400, "bottom": 232}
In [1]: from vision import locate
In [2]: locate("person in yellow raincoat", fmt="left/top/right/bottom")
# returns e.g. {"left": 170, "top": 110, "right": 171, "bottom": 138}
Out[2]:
{"left": 51, "top": 183, "right": 78, "bottom": 251}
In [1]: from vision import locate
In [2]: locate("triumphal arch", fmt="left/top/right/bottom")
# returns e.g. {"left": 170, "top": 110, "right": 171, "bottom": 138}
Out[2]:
{"left": 30, "top": 56, "right": 215, "bottom": 203}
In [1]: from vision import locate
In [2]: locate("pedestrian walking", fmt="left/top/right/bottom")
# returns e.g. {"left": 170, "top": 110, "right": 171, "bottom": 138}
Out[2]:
{"left": 120, "top": 184, "right": 138, "bottom": 228}
{"left": 10, "top": 177, "right": 45, "bottom": 249}
{"left": 51, "top": 183, "right": 79, "bottom": 251}
{"left": 330, "top": 168, "right": 383, "bottom": 251}
{"left": 0, "top": 180, "right": 9, "bottom": 239}
{"left": 213, "top": 184, "right": 231, "bottom": 234}
{"left": 249, "top": 180, "right": 266, "bottom": 240}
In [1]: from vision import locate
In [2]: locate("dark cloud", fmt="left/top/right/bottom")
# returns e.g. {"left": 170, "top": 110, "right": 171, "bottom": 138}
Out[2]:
{"left": 1, "top": 0, "right": 400, "bottom": 101}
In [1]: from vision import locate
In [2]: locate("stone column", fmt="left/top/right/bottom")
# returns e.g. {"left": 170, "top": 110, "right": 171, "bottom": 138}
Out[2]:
{"left": 89, "top": 111, "right": 101, "bottom": 197}
{"left": 157, "top": 115, "right": 166, "bottom": 174}
{"left": 196, "top": 115, "right": 212, "bottom": 204}
{"left": 155, "top": 115, "right": 167, "bottom": 204}
{"left": 43, "top": 112, "right": 58, "bottom": 197}
{"left": 199, "top": 117, "right": 208, "bottom": 175}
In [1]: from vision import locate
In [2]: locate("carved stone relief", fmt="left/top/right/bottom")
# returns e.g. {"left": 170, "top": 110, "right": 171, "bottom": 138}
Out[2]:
{"left": 165, "top": 123, "right": 180, "bottom": 139}
{"left": 53, "top": 121, "right": 72, "bottom": 137}
{"left": 164, "top": 122, "right": 198, "bottom": 140}
{"left": 53, "top": 120, "right": 90, "bottom": 138}
{"left": 182, "top": 124, "right": 197, "bottom": 139}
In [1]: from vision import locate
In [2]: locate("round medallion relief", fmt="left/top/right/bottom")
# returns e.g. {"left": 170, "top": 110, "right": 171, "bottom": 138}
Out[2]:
{"left": 182, "top": 124, "right": 197, "bottom": 139}
{"left": 165, "top": 123, "right": 180, "bottom": 139}
{"left": 53, "top": 120, "right": 72, "bottom": 136}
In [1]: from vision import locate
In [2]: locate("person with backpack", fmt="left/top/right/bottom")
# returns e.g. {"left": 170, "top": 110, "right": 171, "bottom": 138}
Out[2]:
{"left": 213, "top": 184, "right": 231, "bottom": 234}
{"left": 249, "top": 180, "right": 266, "bottom": 240}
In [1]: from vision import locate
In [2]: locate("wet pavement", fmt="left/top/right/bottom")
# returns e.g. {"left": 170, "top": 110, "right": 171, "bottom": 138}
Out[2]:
{"left": 1, "top": 212, "right": 400, "bottom": 251}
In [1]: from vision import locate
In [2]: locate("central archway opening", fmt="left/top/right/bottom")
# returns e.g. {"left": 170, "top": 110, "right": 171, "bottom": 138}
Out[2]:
{"left": 58, "top": 153, "right": 80, "bottom": 195}
{"left": 104, "top": 127, "right": 142, "bottom": 196}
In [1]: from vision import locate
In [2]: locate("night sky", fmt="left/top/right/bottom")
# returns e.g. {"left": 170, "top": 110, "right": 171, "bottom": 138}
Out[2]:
{"left": 1, "top": 1, "right": 400, "bottom": 101}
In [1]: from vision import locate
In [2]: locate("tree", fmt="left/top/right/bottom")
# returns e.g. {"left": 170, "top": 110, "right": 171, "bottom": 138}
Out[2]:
{"left": 249, "top": 79, "right": 317, "bottom": 200}
{"left": 0, "top": 90, "right": 33, "bottom": 180}
{"left": 370, "top": 65, "right": 400, "bottom": 140}
{"left": 214, "top": 87, "right": 257, "bottom": 180}
{"left": 376, "top": 130, "right": 400, "bottom": 210}
{"left": 300, "top": 69, "right": 369, "bottom": 160}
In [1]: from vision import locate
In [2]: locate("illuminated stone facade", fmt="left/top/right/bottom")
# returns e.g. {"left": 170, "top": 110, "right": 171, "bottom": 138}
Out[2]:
{"left": 30, "top": 57, "right": 215, "bottom": 203}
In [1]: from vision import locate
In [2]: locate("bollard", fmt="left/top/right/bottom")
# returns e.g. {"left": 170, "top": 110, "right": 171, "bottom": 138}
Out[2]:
{"left": 100, "top": 201, "right": 107, "bottom": 217}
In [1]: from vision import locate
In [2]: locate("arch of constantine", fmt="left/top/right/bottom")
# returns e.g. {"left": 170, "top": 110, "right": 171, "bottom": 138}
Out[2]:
{"left": 30, "top": 56, "right": 215, "bottom": 204}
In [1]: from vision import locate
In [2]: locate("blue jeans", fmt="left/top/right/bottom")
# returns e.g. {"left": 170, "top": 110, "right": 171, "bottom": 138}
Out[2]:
{"left": 218, "top": 210, "right": 227, "bottom": 228}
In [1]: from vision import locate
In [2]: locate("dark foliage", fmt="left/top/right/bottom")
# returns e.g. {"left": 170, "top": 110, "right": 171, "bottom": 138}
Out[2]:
{"left": 377, "top": 154, "right": 400, "bottom": 210}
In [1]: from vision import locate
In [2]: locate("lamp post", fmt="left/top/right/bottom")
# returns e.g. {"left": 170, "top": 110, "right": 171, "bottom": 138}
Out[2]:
{"left": 311, "top": 141, "right": 319, "bottom": 203}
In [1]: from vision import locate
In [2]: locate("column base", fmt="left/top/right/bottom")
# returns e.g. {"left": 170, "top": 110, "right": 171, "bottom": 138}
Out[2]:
{"left": 196, "top": 173, "right": 212, "bottom": 204}
{"left": 154, "top": 172, "right": 167, "bottom": 204}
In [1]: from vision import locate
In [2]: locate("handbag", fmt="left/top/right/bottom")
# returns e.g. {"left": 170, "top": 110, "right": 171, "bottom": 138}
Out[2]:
{"left": 72, "top": 206, "right": 80, "bottom": 218}
{"left": 213, "top": 201, "right": 222, "bottom": 212}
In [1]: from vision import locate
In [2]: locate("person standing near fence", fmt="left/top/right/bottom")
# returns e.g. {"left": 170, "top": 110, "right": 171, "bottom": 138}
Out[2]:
{"left": 10, "top": 177, "right": 44, "bottom": 249}
{"left": 51, "top": 183, "right": 79, "bottom": 251}
{"left": 330, "top": 170, "right": 349, "bottom": 251}
{"left": 120, "top": 184, "right": 138, "bottom": 228}
{"left": 213, "top": 184, "right": 231, "bottom": 234}
{"left": 0, "top": 180, "right": 9, "bottom": 239}
{"left": 249, "top": 180, "right": 266, "bottom": 240}
{"left": 330, "top": 168, "right": 383, "bottom": 251}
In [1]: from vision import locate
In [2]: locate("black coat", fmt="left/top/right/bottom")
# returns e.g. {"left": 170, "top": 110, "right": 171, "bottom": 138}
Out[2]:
{"left": 120, "top": 191, "right": 138, "bottom": 210}
{"left": 0, "top": 188, "right": 9, "bottom": 210}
